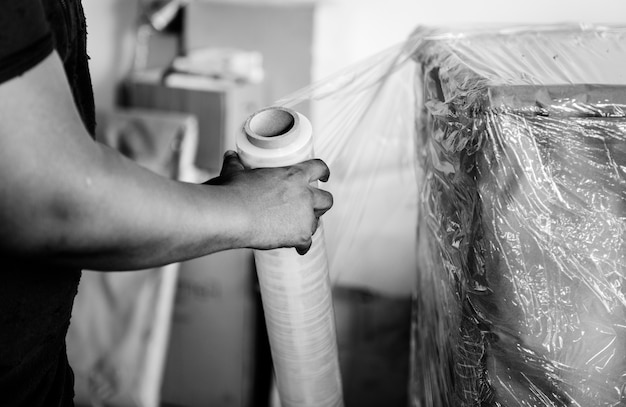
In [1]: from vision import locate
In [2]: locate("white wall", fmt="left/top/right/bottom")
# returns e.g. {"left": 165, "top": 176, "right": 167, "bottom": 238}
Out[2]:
{"left": 313, "top": 0, "right": 626, "bottom": 80}
{"left": 83, "top": 0, "right": 626, "bottom": 108}
{"left": 82, "top": 0, "right": 626, "bottom": 112}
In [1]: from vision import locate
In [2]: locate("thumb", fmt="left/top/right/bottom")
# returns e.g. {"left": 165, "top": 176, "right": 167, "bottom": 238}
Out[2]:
{"left": 220, "top": 150, "right": 245, "bottom": 176}
{"left": 295, "top": 238, "right": 313, "bottom": 255}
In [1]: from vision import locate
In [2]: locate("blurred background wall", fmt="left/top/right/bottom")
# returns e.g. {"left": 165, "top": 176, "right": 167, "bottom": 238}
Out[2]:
{"left": 83, "top": 0, "right": 626, "bottom": 112}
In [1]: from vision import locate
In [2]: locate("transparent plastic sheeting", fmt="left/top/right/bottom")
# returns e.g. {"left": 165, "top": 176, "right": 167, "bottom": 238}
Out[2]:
{"left": 411, "top": 25, "right": 626, "bottom": 406}
{"left": 277, "top": 44, "right": 421, "bottom": 296}
{"left": 275, "top": 24, "right": 626, "bottom": 406}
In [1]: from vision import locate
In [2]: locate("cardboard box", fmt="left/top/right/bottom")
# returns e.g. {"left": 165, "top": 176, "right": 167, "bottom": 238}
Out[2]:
{"left": 160, "top": 249, "right": 266, "bottom": 407}
{"left": 333, "top": 287, "right": 411, "bottom": 407}
{"left": 124, "top": 73, "right": 263, "bottom": 173}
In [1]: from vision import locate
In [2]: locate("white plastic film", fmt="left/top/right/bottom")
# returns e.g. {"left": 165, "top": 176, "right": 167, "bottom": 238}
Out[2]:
{"left": 236, "top": 107, "right": 344, "bottom": 407}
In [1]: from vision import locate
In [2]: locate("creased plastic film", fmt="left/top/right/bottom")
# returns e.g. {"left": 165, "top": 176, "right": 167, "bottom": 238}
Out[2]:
{"left": 410, "top": 24, "right": 626, "bottom": 406}
{"left": 276, "top": 43, "right": 420, "bottom": 294}
{"left": 236, "top": 107, "right": 343, "bottom": 407}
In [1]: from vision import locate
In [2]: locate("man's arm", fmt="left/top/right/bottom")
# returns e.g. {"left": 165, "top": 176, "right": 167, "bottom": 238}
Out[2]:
{"left": 0, "top": 51, "right": 332, "bottom": 270}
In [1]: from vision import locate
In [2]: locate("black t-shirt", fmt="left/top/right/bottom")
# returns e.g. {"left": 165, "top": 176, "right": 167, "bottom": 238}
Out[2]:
{"left": 0, "top": 1, "right": 95, "bottom": 406}
{"left": 0, "top": 0, "right": 95, "bottom": 134}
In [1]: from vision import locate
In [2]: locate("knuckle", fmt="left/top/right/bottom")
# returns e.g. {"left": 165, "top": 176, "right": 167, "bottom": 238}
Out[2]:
{"left": 317, "top": 158, "right": 330, "bottom": 171}
{"left": 286, "top": 165, "right": 305, "bottom": 179}
{"left": 297, "top": 232, "right": 311, "bottom": 247}
{"left": 296, "top": 186, "right": 314, "bottom": 205}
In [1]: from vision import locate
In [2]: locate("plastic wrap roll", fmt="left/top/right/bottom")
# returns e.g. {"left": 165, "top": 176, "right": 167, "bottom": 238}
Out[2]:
{"left": 236, "top": 107, "right": 344, "bottom": 407}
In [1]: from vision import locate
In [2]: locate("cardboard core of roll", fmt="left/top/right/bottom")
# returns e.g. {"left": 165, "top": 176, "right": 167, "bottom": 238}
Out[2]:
{"left": 244, "top": 107, "right": 298, "bottom": 149}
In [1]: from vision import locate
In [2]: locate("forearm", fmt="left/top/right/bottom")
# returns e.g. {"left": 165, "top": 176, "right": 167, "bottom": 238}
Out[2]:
{"left": 0, "top": 52, "right": 249, "bottom": 270}
{"left": 36, "top": 146, "right": 250, "bottom": 270}
{"left": 2, "top": 140, "right": 251, "bottom": 270}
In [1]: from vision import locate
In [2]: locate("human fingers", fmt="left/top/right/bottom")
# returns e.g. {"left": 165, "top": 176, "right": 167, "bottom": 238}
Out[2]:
{"left": 219, "top": 150, "right": 245, "bottom": 176}
{"left": 297, "top": 199, "right": 326, "bottom": 255}
{"left": 295, "top": 209, "right": 322, "bottom": 256}
{"left": 294, "top": 159, "right": 331, "bottom": 183}
{"left": 296, "top": 238, "right": 313, "bottom": 255}
{"left": 205, "top": 151, "right": 245, "bottom": 185}
{"left": 312, "top": 187, "right": 333, "bottom": 218}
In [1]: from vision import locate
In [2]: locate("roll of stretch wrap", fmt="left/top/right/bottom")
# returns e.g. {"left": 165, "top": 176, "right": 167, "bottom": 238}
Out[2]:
{"left": 237, "top": 107, "right": 344, "bottom": 407}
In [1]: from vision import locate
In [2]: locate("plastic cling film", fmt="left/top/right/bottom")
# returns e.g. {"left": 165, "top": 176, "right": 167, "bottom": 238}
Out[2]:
{"left": 275, "top": 44, "right": 420, "bottom": 294}
{"left": 255, "top": 233, "right": 342, "bottom": 407}
{"left": 409, "top": 25, "right": 626, "bottom": 406}
{"left": 236, "top": 107, "right": 344, "bottom": 407}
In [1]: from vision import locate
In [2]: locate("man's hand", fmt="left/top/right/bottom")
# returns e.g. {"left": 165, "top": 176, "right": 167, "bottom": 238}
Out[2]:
{"left": 206, "top": 151, "right": 333, "bottom": 255}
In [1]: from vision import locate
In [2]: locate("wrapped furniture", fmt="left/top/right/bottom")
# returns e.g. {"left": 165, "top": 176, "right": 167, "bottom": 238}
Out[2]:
{"left": 410, "top": 25, "right": 626, "bottom": 406}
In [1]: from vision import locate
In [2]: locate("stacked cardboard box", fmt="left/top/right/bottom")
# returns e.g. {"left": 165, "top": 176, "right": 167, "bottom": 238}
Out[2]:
{"left": 124, "top": 73, "right": 262, "bottom": 174}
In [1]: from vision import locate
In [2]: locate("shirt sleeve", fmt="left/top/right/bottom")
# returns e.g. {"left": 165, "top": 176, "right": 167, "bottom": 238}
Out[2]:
{"left": 0, "top": 0, "right": 54, "bottom": 84}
